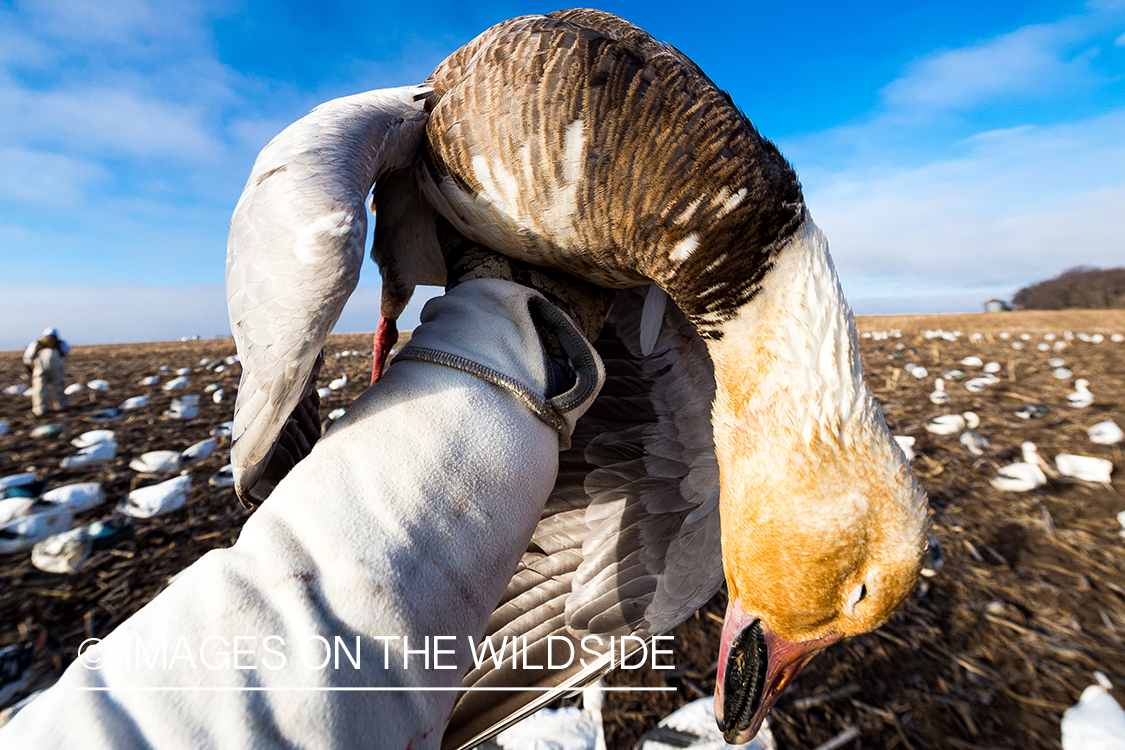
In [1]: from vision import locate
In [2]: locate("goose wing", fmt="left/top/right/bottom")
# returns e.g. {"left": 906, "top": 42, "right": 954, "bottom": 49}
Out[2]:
{"left": 442, "top": 286, "right": 722, "bottom": 750}
{"left": 227, "top": 85, "right": 432, "bottom": 503}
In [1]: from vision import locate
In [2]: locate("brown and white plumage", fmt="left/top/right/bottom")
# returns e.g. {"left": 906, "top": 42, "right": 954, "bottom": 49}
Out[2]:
{"left": 226, "top": 9, "right": 929, "bottom": 747}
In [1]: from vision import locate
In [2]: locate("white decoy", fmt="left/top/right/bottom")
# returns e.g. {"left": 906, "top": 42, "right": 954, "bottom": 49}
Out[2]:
{"left": 162, "top": 376, "right": 190, "bottom": 391}
{"left": 1049, "top": 357, "right": 1066, "bottom": 367}
{"left": 1036, "top": 343, "right": 1049, "bottom": 351}
{"left": 2, "top": 384, "right": 28, "bottom": 396}
{"left": 893, "top": 435, "right": 916, "bottom": 461}
{"left": 929, "top": 378, "right": 949, "bottom": 405}
{"left": 1088, "top": 421, "right": 1124, "bottom": 445}
{"left": 138, "top": 376, "right": 160, "bottom": 386}
{"left": 224, "top": 11, "right": 929, "bottom": 746}
{"left": 200, "top": 358, "right": 212, "bottom": 366}
{"left": 211, "top": 421, "right": 234, "bottom": 439}
{"left": 990, "top": 443, "right": 1048, "bottom": 492}
{"left": 212, "top": 388, "right": 225, "bottom": 404}
{"left": 86, "top": 379, "right": 110, "bottom": 391}
{"left": 119, "top": 395, "right": 149, "bottom": 410}
{"left": 959, "top": 429, "right": 989, "bottom": 456}
{"left": 0, "top": 497, "right": 36, "bottom": 525}
{"left": 129, "top": 450, "right": 183, "bottom": 474}
{"left": 488, "top": 680, "right": 606, "bottom": 750}
{"left": 63, "top": 383, "right": 85, "bottom": 396}
{"left": 964, "top": 377, "right": 989, "bottom": 394}
{"left": 1053, "top": 367, "right": 1073, "bottom": 380}
{"left": 39, "top": 482, "right": 105, "bottom": 514}
{"left": 960, "top": 356, "right": 983, "bottom": 367}
{"left": 1055, "top": 454, "right": 1113, "bottom": 486}
{"left": 1068, "top": 379, "right": 1093, "bottom": 408}
{"left": 0, "top": 472, "right": 38, "bottom": 493}
{"left": 0, "top": 504, "right": 74, "bottom": 554}
{"left": 1061, "top": 673, "right": 1125, "bottom": 750}
{"left": 117, "top": 475, "right": 191, "bottom": 518}
{"left": 1044, "top": 333, "right": 1057, "bottom": 341}
{"left": 317, "top": 387, "right": 333, "bottom": 399}
{"left": 31, "top": 526, "right": 93, "bottom": 574}
{"left": 926, "top": 412, "right": 978, "bottom": 436}
{"left": 1113, "top": 334, "right": 1125, "bottom": 343}
{"left": 158, "top": 365, "right": 170, "bottom": 372}
{"left": 175, "top": 367, "right": 192, "bottom": 376}
{"left": 204, "top": 383, "right": 222, "bottom": 393}
{"left": 983, "top": 362, "right": 1001, "bottom": 374}
{"left": 60, "top": 442, "right": 116, "bottom": 469}
{"left": 328, "top": 373, "right": 349, "bottom": 391}
{"left": 636, "top": 698, "right": 776, "bottom": 750}
{"left": 71, "top": 429, "right": 116, "bottom": 449}
{"left": 182, "top": 438, "right": 218, "bottom": 465}
{"left": 209, "top": 464, "right": 235, "bottom": 488}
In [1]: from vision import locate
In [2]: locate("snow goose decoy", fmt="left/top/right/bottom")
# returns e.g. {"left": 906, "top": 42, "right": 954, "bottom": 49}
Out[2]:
{"left": 225, "top": 10, "right": 928, "bottom": 746}
{"left": 990, "top": 442, "right": 1049, "bottom": 492}
{"left": 1067, "top": 379, "right": 1093, "bottom": 408}
{"left": 1088, "top": 421, "right": 1124, "bottom": 445}
{"left": 1055, "top": 454, "right": 1113, "bottom": 487}
{"left": 929, "top": 378, "right": 949, "bottom": 405}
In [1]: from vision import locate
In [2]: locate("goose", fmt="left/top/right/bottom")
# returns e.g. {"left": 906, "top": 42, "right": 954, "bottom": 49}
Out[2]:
{"left": 929, "top": 378, "right": 949, "bottom": 405}
{"left": 117, "top": 474, "right": 191, "bottom": 518}
{"left": 212, "top": 387, "right": 225, "bottom": 404}
{"left": 1088, "top": 421, "right": 1124, "bottom": 445}
{"left": 224, "top": 10, "right": 928, "bottom": 746}
{"left": 1053, "top": 367, "right": 1073, "bottom": 380}
{"left": 208, "top": 464, "right": 235, "bottom": 487}
{"left": 1055, "top": 454, "right": 1113, "bottom": 486}
{"left": 1067, "top": 379, "right": 1093, "bottom": 408}
{"left": 328, "top": 372, "right": 349, "bottom": 391}
{"left": 86, "top": 379, "right": 110, "bottom": 391}
{"left": 138, "top": 375, "right": 160, "bottom": 386}
{"left": 983, "top": 362, "right": 1001, "bottom": 374}
{"left": 990, "top": 443, "right": 1048, "bottom": 492}
{"left": 175, "top": 367, "right": 191, "bottom": 376}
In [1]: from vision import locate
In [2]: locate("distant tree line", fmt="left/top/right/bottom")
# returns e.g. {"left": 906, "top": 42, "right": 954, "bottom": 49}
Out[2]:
{"left": 1012, "top": 266, "right": 1125, "bottom": 310}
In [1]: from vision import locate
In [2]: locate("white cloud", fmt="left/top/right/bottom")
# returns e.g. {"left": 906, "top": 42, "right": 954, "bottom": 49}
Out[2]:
{"left": 0, "top": 147, "right": 110, "bottom": 206}
{"left": 879, "top": 22, "right": 1093, "bottom": 113}
{"left": 0, "top": 84, "right": 221, "bottom": 160}
{"left": 808, "top": 111, "right": 1125, "bottom": 312}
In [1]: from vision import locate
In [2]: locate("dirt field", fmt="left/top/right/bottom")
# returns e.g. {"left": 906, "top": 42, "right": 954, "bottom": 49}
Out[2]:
{"left": 2, "top": 309, "right": 1123, "bottom": 749}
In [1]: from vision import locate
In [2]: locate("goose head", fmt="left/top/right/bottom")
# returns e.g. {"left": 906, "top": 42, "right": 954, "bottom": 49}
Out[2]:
{"left": 704, "top": 222, "right": 927, "bottom": 742}
{"left": 413, "top": 10, "right": 930, "bottom": 743}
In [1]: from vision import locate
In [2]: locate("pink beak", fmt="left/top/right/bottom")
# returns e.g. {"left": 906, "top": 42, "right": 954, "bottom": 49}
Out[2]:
{"left": 714, "top": 599, "right": 840, "bottom": 744}
{"left": 371, "top": 316, "right": 398, "bottom": 385}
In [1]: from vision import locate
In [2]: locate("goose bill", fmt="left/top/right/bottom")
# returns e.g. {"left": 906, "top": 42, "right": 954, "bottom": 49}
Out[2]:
{"left": 715, "top": 599, "right": 840, "bottom": 744}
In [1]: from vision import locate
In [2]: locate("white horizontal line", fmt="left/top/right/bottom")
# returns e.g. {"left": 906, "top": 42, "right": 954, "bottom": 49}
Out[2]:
{"left": 75, "top": 686, "right": 677, "bottom": 692}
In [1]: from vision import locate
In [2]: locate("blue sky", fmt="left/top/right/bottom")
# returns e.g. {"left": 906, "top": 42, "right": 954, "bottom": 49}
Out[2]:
{"left": 1, "top": 0, "right": 1123, "bottom": 350}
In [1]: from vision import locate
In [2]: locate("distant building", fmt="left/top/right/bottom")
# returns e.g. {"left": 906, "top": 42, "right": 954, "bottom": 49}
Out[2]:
{"left": 984, "top": 299, "right": 1011, "bottom": 312}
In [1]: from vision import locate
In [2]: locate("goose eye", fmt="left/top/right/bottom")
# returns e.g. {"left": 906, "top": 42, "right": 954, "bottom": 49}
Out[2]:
{"left": 847, "top": 583, "right": 868, "bottom": 611}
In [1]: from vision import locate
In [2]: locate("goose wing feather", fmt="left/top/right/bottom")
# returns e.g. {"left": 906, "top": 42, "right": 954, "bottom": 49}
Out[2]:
{"left": 227, "top": 85, "right": 432, "bottom": 503}
{"left": 442, "top": 286, "right": 721, "bottom": 749}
